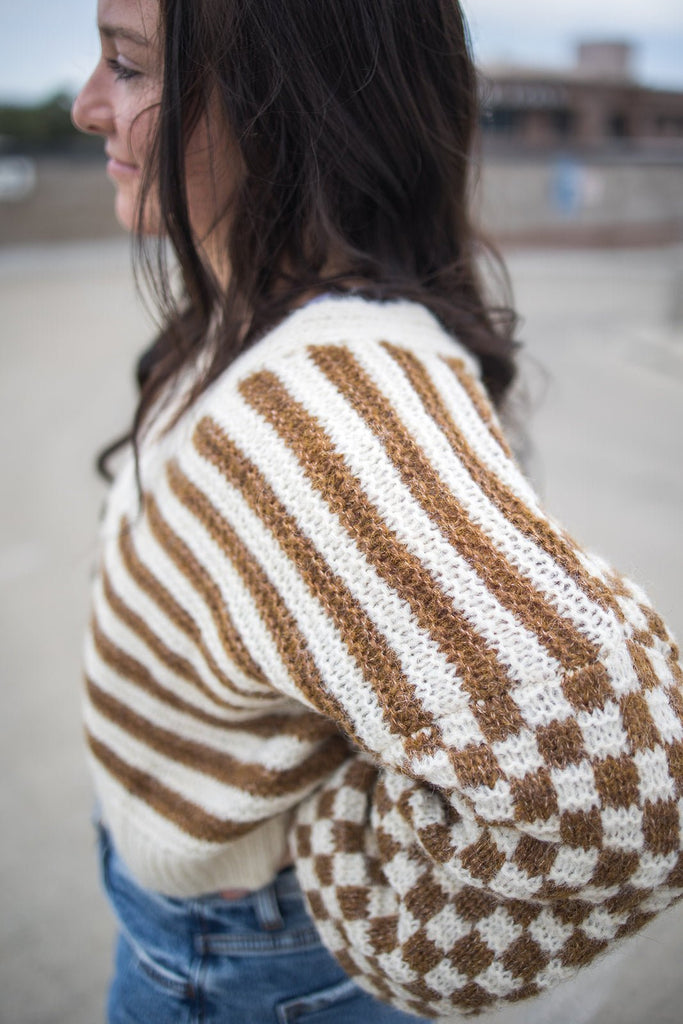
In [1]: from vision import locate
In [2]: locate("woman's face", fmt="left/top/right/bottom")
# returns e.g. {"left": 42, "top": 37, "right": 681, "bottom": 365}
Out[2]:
{"left": 72, "top": 0, "right": 163, "bottom": 233}
{"left": 72, "top": 0, "right": 234, "bottom": 242}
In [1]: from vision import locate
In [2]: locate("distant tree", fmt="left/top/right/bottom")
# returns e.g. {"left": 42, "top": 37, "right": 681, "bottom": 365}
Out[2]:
{"left": 0, "top": 92, "right": 100, "bottom": 154}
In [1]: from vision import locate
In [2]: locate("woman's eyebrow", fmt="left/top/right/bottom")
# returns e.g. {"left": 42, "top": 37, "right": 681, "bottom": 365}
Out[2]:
{"left": 98, "top": 23, "right": 151, "bottom": 47}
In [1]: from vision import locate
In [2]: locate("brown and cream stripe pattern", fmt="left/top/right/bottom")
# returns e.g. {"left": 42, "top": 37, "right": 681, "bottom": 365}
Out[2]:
{"left": 84, "top": 296, "right": 683, "bottom": 1016}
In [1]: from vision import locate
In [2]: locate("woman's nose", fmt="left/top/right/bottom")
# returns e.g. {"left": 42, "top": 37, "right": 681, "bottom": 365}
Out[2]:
{"left": 71, "top": 67, "right": 112, "bottom": 136}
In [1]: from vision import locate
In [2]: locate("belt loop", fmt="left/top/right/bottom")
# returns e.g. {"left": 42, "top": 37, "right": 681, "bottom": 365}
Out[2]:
{"left": 254, "top": 880, "right": 284, "bottom": 931}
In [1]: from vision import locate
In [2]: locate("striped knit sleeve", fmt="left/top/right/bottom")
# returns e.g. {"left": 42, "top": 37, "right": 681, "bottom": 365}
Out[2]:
{"left": 182, "top": 326, "right": 683, "bottom": 1018}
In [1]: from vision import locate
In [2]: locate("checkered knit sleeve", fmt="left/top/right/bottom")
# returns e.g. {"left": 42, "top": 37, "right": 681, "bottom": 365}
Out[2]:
{"left": 194, "top": 320, "right": 682, "bottom": 1019}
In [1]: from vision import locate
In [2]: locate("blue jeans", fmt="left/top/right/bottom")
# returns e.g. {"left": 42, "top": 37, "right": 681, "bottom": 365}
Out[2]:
{"left": 97, "top": 824, "right": 428, "bottom": 1023}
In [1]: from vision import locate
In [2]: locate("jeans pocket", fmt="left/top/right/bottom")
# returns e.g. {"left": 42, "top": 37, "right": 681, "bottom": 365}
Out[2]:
{"left": 276, "top": 978, "right": 361, "bottom": 1022}
{"left": 108, "top": 932, "right": 193, "bottom": 1024}
{"left": 127, "top": 944, "right": 192, "bottom": 997}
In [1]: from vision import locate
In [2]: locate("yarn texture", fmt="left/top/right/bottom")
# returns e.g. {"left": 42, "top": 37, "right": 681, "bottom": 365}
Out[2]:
{"left": 84, "top": 296, "right": 683, "bottom": 1018}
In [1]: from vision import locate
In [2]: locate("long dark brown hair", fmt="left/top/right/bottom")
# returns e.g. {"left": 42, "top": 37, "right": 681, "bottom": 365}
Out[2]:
{"left": 102, "top": 0, "right": 517, "bottom": 478}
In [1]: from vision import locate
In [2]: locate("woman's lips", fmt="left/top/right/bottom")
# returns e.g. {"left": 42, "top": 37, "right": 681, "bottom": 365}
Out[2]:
{"left": 106, "top": 155, "right": 140, "bottom": 178}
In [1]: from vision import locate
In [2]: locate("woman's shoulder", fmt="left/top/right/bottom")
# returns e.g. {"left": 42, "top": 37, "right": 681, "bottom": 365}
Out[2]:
{"left": 207, "top": 294, "right": 481, "bottom": 404}
{"left": 187, "top": 294, "right": 500, "bottom": 493}
{"left": 187, "top": 293, "right": 511, "bottom": 494}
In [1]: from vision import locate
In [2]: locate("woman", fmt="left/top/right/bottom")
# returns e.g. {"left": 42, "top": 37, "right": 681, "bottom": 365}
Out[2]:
{"left": 72, "top": 1, "right": 683, "bottom": 1022}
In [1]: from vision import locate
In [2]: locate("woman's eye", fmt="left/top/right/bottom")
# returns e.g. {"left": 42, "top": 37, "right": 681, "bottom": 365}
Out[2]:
{"left": 106, "top": 58, "right": 140, "bottom": 82}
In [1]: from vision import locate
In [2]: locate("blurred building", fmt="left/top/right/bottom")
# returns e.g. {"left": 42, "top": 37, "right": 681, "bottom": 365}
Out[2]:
{"left": 480, "top": 42, "right": 683, "bottom": 151}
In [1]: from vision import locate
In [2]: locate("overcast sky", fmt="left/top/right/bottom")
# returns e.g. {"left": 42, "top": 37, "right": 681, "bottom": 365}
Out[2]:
{"left": 1, "top": 0, "right": 682, "bottom": 103}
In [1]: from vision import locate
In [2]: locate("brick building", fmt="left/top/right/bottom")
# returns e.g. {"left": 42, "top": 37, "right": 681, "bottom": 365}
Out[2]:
{"left": 480, "top": 42, "right": 683, "bottom": 150}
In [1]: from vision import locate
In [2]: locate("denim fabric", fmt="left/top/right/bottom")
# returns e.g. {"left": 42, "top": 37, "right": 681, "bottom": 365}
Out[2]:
{"left": 97, "top": 824, "right": 428, "bottom": 1023}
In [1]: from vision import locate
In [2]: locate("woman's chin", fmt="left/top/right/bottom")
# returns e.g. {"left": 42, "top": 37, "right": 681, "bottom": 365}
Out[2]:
{"left": 114, "top": 192, "right": 163, "bottom": 236}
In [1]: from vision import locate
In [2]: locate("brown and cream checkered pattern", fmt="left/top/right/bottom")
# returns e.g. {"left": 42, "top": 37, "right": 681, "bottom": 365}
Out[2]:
{"left": 293, "top": 600, "right": 683, "bottom": 1018}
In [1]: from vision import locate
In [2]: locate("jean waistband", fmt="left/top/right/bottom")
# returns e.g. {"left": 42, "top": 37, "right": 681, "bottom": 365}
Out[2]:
{"left": 180, "top": 866, "right": 305, "bottom": 924}
{"left": 191, "top": 866, "right": 306, "bottom": 933}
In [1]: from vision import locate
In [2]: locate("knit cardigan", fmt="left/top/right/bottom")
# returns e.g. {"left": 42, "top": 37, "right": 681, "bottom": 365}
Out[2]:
{"left": 84, "top": 295, "right": 683, "bottom": 1019}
